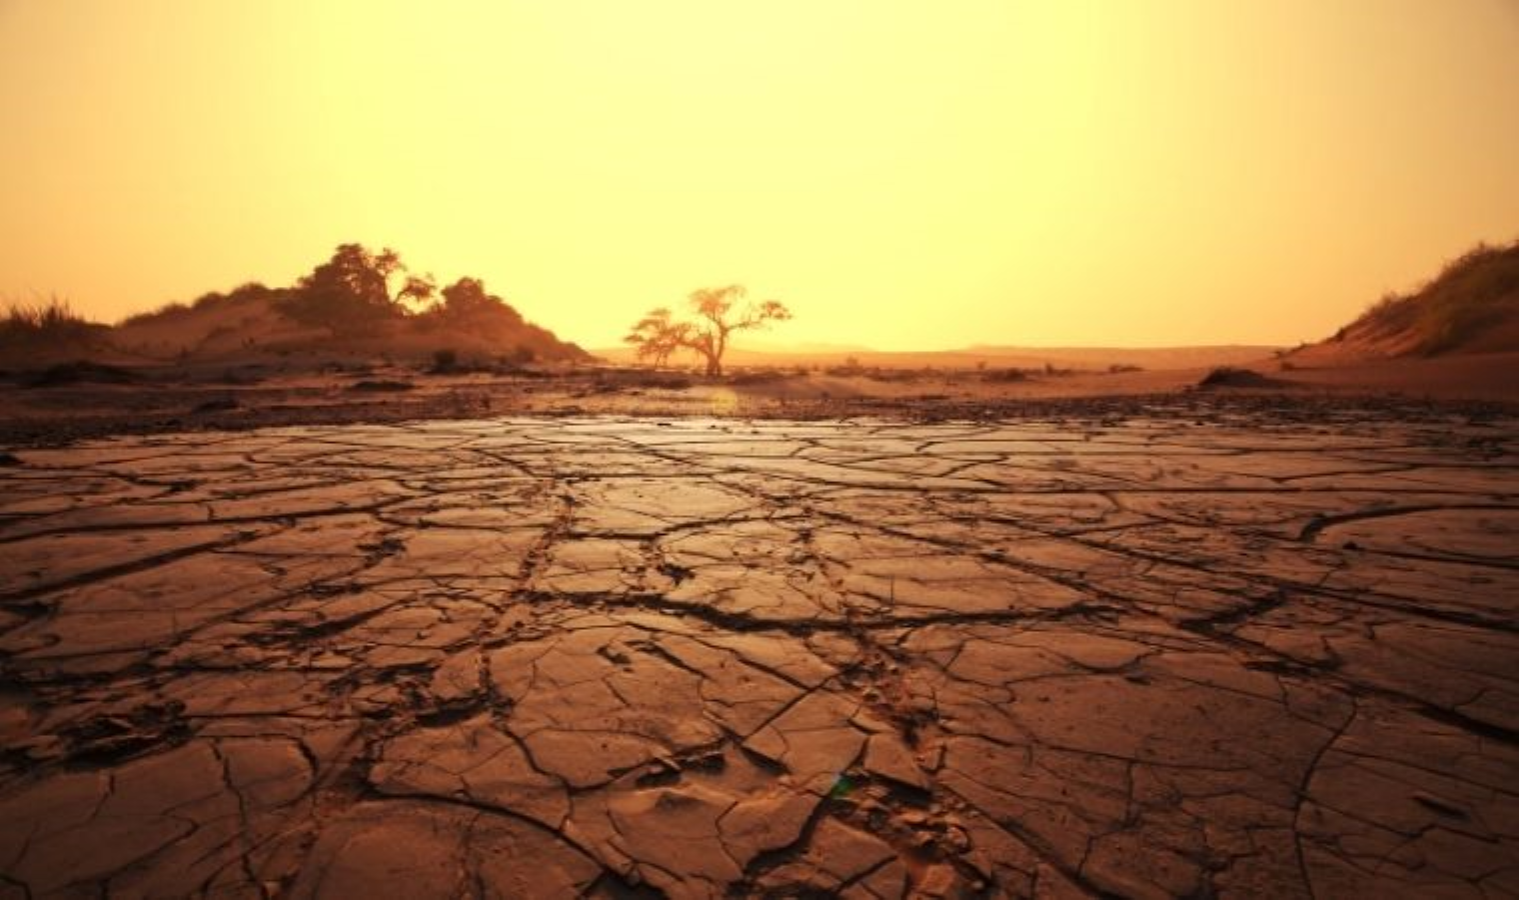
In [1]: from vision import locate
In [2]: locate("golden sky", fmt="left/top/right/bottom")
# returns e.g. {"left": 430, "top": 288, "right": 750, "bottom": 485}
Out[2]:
{"left": 2, "top": 0, "right": 1517, "bottom": 349}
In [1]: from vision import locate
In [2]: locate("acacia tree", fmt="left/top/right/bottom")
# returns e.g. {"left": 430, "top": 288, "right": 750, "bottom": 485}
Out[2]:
{"left": 623, "top": 307, "right": 690, "bottom": 369}
{"left": 625, "top": 286, "right": 791, "bottom": 376}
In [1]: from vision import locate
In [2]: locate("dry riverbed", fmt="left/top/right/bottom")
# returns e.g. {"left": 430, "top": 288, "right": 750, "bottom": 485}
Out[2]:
{"left": 1, "top": 410, "right": 1516, "bottom": 897}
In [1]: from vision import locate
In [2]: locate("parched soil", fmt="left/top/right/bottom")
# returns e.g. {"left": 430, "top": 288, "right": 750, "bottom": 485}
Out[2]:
{"left": 0, "top": 409, "right": 1516, "bottom": 897}
{"left": 1, "top": 364, "right": 1516, "bottom": 448}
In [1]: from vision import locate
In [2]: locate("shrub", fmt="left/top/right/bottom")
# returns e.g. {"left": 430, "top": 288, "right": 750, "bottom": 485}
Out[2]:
{"left": 2, "top": 297, "right": 89, "bottom": 334}
{"left": 1, "top": 297, "right": 106, "bottom": 353}
{"left": 1198, "top": 367, "right": 1277, "bottom": 389}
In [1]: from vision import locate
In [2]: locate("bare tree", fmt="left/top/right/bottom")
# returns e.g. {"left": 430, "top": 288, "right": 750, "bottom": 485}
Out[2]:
{"left": 625, "top": 286, "right": 790, "bottom": 376}
{"left": 686, "top": 286, "right": 790, "bottom": 376}
{"left": 623, "top": 307, "right": 690, "bottom": 369}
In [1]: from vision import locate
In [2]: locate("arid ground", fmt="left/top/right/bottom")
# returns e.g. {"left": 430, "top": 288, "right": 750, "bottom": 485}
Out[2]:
{"left": 5, "top": 1, "right": 1518, "bottom": 894}
{"left": 1, "top": 401, "right": 1516, "bottom": 898}
{"left": 4, "top": 348, "right": 1518, "bottom": 447}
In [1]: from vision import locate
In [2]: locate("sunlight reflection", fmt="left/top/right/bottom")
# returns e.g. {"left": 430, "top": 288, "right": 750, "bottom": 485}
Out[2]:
{"left": 708, "top": 387, "right": 740, "bottom": 415}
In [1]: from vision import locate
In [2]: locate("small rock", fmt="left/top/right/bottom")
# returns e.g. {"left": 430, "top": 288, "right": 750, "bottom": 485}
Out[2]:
{"left": 917, "top": 864, "right": 960, "bottom": 897}
{"left": 945, "top": 825, "right": 972, "bottom": 852}
{"left": 863, "top": 733, "right": 930, "bottom": 790}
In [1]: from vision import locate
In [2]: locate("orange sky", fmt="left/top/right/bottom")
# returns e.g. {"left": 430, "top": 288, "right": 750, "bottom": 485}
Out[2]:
{"left": 2, "top": 1, "right": 1517, "bottom": 350}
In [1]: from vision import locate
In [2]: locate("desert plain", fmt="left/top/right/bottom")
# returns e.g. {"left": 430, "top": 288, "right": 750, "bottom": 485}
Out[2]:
{"left": 1, "top": 388, "right": 1515, "bottom": 898}
{"left": 6, "top": 1, "right": 1519, "bottom": 895}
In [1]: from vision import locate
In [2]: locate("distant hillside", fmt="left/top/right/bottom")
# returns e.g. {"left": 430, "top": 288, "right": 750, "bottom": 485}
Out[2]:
{"left": 18, "top": 244, "right": 590, "bottom": 366}
{"left": 1317, "top": 240, "right": 1519, "bottom": 358}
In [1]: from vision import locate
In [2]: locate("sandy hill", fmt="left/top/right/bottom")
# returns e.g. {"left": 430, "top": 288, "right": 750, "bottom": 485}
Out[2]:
{"left": 112, "top": 285, "right": 587, "bottom": 366}
{"left": 6, "top": 245, "right": 590, "bottom": 368}
{"left": 1262, "top": 239, "right": 1519, "bottom": 401}
{"left": 1299, "top": 239, "right": 1519, "bottom": 361}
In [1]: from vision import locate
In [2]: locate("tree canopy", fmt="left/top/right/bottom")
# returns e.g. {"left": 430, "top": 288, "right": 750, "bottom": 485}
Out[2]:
{"left": 277, "top": 244, "right": 404, "bottom": 330}
{"left": 273, "top": 244, "right": 530, "bottom": 336}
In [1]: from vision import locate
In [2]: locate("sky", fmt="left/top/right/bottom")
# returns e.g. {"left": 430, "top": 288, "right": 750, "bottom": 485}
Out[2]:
{"left": 2, "top": 1, "right": 1517, "bottom": 350}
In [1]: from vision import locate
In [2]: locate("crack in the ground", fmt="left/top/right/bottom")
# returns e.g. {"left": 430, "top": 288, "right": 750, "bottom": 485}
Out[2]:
{"left": 1, "top": 412, "right": 1516, "bottom": 898}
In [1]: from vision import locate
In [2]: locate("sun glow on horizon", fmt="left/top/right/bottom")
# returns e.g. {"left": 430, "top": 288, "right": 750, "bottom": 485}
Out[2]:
{"left": 2, "top": 0, "right": 1517, "bottom": 350}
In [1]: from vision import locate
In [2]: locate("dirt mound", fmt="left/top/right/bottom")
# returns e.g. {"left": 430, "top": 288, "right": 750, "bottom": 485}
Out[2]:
{"left": 1196, "top": 367, "right": 1284, "bottom": 389}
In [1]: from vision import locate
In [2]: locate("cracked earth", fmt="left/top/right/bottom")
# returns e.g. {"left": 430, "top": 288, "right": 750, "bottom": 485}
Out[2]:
{"left": 1, "top": 411, "right": 1516, "bottom": 898}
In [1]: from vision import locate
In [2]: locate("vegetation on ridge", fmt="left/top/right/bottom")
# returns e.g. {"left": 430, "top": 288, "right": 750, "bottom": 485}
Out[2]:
{"left": 15, "top": 244, "right": 588, "bottom": 365}
{"left": 1337, "top": 239, "right": 1519, "bottom": 356}
{"left": 1, "top": 296, "right": 109, "bottom": 356}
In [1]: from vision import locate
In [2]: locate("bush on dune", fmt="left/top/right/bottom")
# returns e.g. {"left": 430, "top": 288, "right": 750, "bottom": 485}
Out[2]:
{"left": 275, "top": 244, "right": 404, "bottom": 333}
{"left": 26, "top": 244, "right": 589, "bottom": 364}
{"left": 103, "top": 243, "right": 588, "bottom": 363}
{"left": 1, "top": 297, "right": 108, "bottom": 352}
{"left": 267, "top": 246, "right": 582, "bottom": 360}
{"left": 3, "top": 296, "right": 90, "bottom": 334}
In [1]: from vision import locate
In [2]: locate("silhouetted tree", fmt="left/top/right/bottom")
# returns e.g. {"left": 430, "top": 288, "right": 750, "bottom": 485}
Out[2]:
{"left": 431, "top": 278, "right": 525, "bottom": 325}
{"left": 623, "top": 307, "right": 690, "bottom": 369}
{"left": 626, "top": 287, "right": 790, "bottom": 376}
{"left": 280, "top": 244, "right": 407, "bottom": 332}
{"left": 120, "top": 242, "right": 589, "bottom": 363}
{"left": 396, "top": 273, "right": 437, "bottom": 310}
{"left": 683, "top": 285, "right": 790, "bottom": 376}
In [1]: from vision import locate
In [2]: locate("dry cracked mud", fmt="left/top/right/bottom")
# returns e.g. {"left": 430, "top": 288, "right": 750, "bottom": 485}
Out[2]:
{"left": 0, "top": 411, "right": 1516, "bottom": 898}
